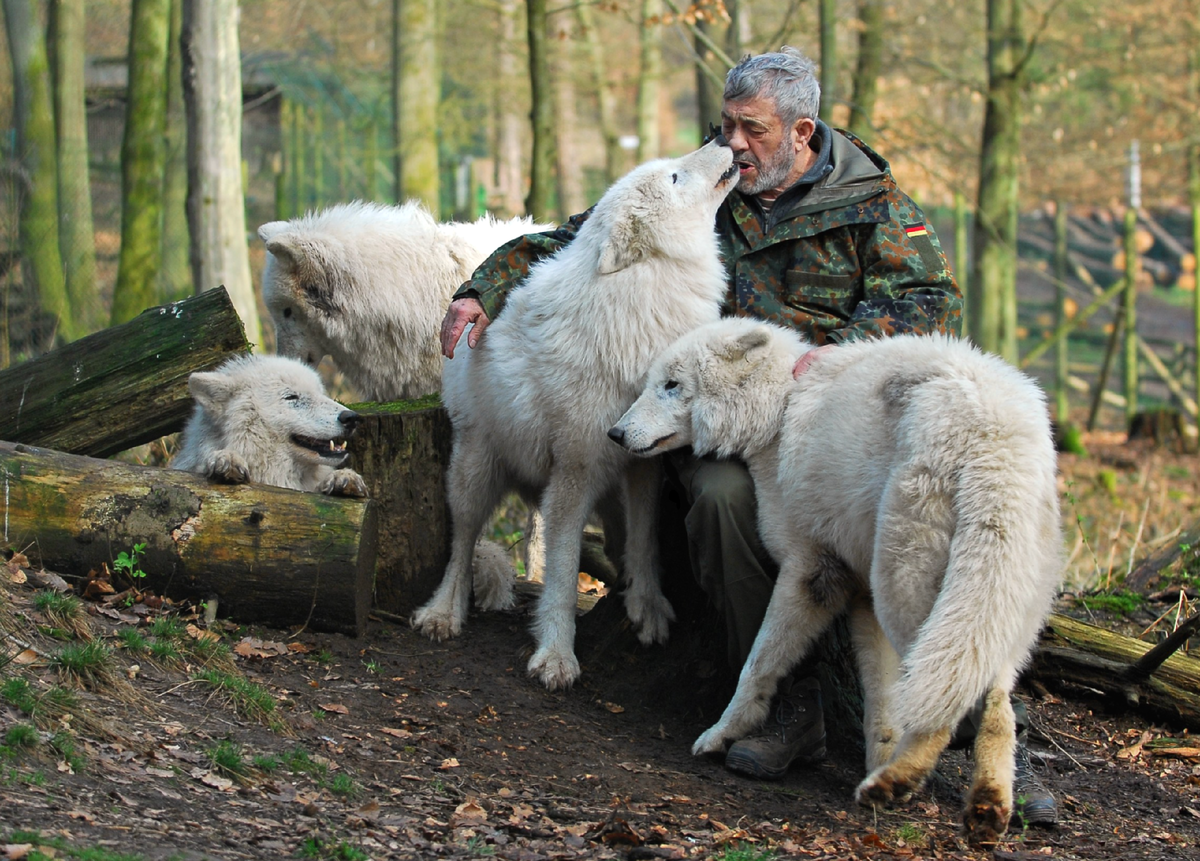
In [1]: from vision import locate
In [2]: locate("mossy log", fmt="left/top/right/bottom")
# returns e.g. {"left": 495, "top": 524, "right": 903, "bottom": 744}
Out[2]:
{"left": 1031, "top": 613, "right": 1200, "bottom": 731}
{"left": 0, "top": 287, "right": 249, "bottom": 458}
{"left": 1, "top": 440, "right": 376, "bottom": 636}
{"left": 345, "top": 397, "right": 451, "bottom": 618}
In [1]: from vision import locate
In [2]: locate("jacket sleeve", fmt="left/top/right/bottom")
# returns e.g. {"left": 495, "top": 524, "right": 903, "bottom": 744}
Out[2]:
{"left": 452, "top": 208, "right": 594, "bottom": 320}
{"left": 825, "top": 192, "right": 964, "bottom": 344}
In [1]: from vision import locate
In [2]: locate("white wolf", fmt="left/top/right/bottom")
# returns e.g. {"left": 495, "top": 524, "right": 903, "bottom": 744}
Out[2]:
{"left": 172, "top": 354, "right": 368, "bottom": 497}
{"left": 610, "top": 319, "right": 1062, "bottom": 841}
{"left": 257, "top": 201, "right": 551, "bottom": 401}
{"left": 412, "top": 141, "right": 740, "bottom": 690}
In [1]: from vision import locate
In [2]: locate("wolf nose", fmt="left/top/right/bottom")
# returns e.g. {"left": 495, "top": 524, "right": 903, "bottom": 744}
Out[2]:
{"left": 339, "top": 410, "right": 362, "bottom": 433}
{"left": 607, "top": 426, "right": 625, "bottom": 445}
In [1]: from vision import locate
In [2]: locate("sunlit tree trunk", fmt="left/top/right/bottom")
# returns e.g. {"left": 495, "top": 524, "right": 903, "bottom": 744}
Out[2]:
{"left": 847, "top": 0, "right": 883, "bottom": 142}
{"left": 970, "top": 0, "right": 1023, "bottom": 361}
{"left": 818, "top": 0, "right": 837, "bottom": 123}
{"left": 553, "top": 31, "right": 585, "bottom": 218}
{"left": 695, "top": 11, "right": 729, "bottom": 140}
{"left": 4, "top": 0, "right": 70, "bottom": 342}
{"left": 182, "top": 0, "right": 260, "bottom": 346}
{"left": 160, "top": 0, "right": 191, "bottom": 301}
{"left": 111, "top": 0, "right": 169, "bottom": 326}
{"left": 636, "top": 0, "right": 663, "bottom": 164}
{"left": 52, "top": 0, "right": 97, "bottom": 333}
{"left": 1190, "top": 10, "right": 1200, "bottom": 417}
{"left": 494, "top": 0, "right": 525, "bottom": 216}
{"left": 392, "top": 0, "right": 439, "bottom": 212}
{"left": 525, "top": 0, "right": 553, "bottom": 220}
{"left": 575, "top": 0, "right": 623, "bottom": 185}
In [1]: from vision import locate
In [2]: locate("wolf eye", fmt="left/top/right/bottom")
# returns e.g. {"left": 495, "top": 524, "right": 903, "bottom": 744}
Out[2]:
{"left": 282, "top": 307, "right": 293, "bottom": 318}
{"left": 284, "top": 393, "right": 299, "bottom": 401}
{"left": 664, "top": 380, "right": 680, "bottom": 390}
{"left": 671, "top": 173, "right": 678, "bottom": 184}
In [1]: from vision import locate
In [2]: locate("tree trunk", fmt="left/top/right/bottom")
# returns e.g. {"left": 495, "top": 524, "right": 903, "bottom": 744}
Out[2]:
{"left": 636, "top": 0, "right": 663, "bottom": 164}
{"left": 111, "top": 0, "right": 169, "bottom": 326}
{"left": 818, "top": 0, "right": 837, "bottom": 124}
{"left": 393, "top": 0, "right": 439, "bottom": 212}
{"left": 694, "top": 16, "right": 728, "bottom": 144}
{"left": 3, "top": 0, "right": 70, "bottom": 343}
{"left": 0, "top": 441, "right": 377, "bottom": 637}
{"left": 51, "top": 0, "right": 98, "bottom": 334}
{"left": 553, "top": 29, "right": 585, "bottom": 218}
{"left": 0, "top": 288, "right": 249, "bottom": 458}
{"left": 1053, "top": 202, "right": 1070, "bottom": 423}
{"left": 575, "top": 0, "right": 623, "bottom": 186}
{"left": 847, "top": 0, "right": 883, "bottom": 143}
{"left": 181, "top": 0, "right": 261, "bottom": 347}
{"left": 159, "top": 0, "right": 192, "bottom": 302}
{"left": 525, "top": 0, "right": 554, "bottom": 221}
{"left": 1031, "top": 614, "right": 1200, "bottom": 732}
{"left": 494, "top": 0, "right": 526, "bottom": 216}
{"left": 1122, "top": 205, "right": 1140, "bottom": 423}
{"left": 969, "top": 0, "right": 1023, "bottom": 362}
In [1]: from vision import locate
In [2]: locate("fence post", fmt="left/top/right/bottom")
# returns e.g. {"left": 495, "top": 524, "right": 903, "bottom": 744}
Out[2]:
{"left": 1053, "top": 200, "right": 1070, "bottom": 425}
{"left": 954, "top": 189, "right": 969, "bottom": 324}
{"left": 1123, "top": 140, "right": 1141, "bottom": 426}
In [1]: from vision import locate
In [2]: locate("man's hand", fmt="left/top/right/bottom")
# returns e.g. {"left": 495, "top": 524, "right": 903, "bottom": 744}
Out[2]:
{"left": 793, "top": 344, "right": 834, "bottom": 378}
{"left": 441, "top": 297, "right": 491, "bottom": 358}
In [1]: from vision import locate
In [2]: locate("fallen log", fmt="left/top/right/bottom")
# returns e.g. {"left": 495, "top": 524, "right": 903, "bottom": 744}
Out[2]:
{"left": 1031, "top": 612, "right": 1200, "bottom": 731}
{"left": 1, "top": 440, "right": 377, "bottom": 636}
{"left": 0, "top": 287, "right": 250, "bottom": 458}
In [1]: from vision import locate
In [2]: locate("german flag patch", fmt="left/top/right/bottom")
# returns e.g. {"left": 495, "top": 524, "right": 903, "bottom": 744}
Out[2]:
{"left": 903, "top": 222, "right": 941, "bottom": 271}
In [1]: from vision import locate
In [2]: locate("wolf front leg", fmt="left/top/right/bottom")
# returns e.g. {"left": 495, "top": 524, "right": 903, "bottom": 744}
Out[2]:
{"left": 848, "top": 597, "right": 902, "bottom": 773}
{"left": 411, "top": 444, "right": 505, "bottom": 640}
{"left": 962, "top": 685, "right": 1017, "bottom": 843}
{"left": 693, "top": 547, "right": 842, "bottom": 756}
{"left": 526, "top": 469, "right": 599, "bottom": 690}
{"left": 620, "top": 459, "right": 674, "bottom": 645}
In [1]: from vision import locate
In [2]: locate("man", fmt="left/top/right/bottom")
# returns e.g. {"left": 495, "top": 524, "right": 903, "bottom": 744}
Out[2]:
{"left": 441, "top": 47, "right": 1056, "bottom": 826}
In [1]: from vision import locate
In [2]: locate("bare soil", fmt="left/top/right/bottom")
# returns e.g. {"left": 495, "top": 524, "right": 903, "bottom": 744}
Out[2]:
{"left": 4, "top": 434, "right": 1200, "bottom": 861}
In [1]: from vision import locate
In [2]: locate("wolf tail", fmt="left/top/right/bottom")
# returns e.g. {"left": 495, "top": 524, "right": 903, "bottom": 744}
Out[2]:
{"left": 888, "top": 400, "right": 1061, "bottom": 736}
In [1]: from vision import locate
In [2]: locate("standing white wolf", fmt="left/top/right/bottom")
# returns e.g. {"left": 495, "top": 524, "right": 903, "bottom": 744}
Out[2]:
{"left": 172, "top": 354, "right": 368, "bottom": 497}
{"left": 258, "top": 201, "right": 551, "bottom": 400}
{"left": 609, "top": 319, "right": 1062, "bottom": 841}
{"left": 412, "top": 141, "right": 740, "bottom": 690}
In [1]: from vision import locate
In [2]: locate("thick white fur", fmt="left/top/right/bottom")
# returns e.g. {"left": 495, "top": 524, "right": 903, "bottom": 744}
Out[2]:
{"left": 172, "top": 354, "right": 367, "bottom": 497}
{"left": 258, "top": 201, "right": 552, "bottom": 401}
{"left": 611, "top": 319, "right": 1063, "bottom": 839}
{"left": 412, "top": 141, "right": 739, "bottom": 690}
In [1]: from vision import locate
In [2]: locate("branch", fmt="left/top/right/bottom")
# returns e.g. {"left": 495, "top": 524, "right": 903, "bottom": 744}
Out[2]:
{"left": 662, "top": 0, "right": 736, "bottom": 71}
{"left": 1125, "top": 611, "right": 1200, "bottom": 682}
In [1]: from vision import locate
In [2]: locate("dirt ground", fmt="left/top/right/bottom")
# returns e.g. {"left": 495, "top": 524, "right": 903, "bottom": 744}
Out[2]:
{"left": 3, "top": 429, "right": 1200, "bottom": 861}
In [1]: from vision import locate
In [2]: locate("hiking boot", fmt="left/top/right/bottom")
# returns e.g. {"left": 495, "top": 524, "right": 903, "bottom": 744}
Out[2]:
{"left": 724, "top": 676, "right": 826, "bottom": 780}
{"left": 1012, "top": 730, "right": 1057, "bottom": 827}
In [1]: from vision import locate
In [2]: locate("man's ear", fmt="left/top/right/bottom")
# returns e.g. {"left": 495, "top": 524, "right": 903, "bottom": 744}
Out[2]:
{"left": 188, "top": 371, "right": 233, "bottom": 415}
{"left": 793, "top": 117, "right": 816, "bottom": 153}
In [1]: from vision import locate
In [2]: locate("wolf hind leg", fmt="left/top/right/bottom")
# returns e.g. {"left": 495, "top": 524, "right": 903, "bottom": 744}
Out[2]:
{"left": 963, "top": 685, "right": 1017, "bottom": 843}
{"left": 855, "top": 724, "right": 951, "bottom": 807}
{"left": 621, "top": 459, "right": 674, "bottom": 646}
{"left": 849, "top": 596, "right": 902, "bottom": 773}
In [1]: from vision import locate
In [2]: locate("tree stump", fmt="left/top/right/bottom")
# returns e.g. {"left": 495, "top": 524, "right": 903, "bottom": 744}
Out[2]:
{"left": 1, "top": 440, "right": 377, "bottom": 636}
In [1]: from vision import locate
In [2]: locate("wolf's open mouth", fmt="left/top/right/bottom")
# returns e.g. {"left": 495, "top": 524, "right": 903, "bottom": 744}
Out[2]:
{"left": 717, "top": 163, "right": 739, "bottom": 186}
{"left": 293, "top": 434, "right": 350, "bottom": 461}
{"left": 631, "top": 432, "right": 677, "bottom": 455}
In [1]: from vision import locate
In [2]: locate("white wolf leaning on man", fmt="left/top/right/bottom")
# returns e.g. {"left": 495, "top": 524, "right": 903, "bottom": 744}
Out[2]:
{"left": 609, "top": 319, "right": 1062, "bottom": 841}
{"left": 172, "top": 354, "right": 369, "bottom": 497}
{"left": 257, "top": 201, "right": 552, "bottom": 401}
{"left": 412, "top": 141, "right": 741, "bottom": 690}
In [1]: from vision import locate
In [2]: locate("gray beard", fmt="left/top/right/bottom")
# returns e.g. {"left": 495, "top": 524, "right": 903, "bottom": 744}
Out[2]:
{"left": 737, "top": 138, "right": 797, "bottom": 197}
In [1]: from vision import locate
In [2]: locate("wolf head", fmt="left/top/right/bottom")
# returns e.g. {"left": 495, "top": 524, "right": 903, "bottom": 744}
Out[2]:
{"left": 609, "top": 319, "right": 808, "bottom": 459}
{"left": 187, "top": 355, "right": 361, "bottom": 473}
{"left": 586, "top": 140, "right": 737, "bottom": 275}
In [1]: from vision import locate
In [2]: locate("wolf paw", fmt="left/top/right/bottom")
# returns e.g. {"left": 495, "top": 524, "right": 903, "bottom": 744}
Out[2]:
{"left": 963, "top": 800, "right": 1010, "bottom": 844}
{"left": 855, "top": 769, "right": 919, "bottom": 807}
{"left": 410, "top": 604, "right": 463, "bottom": 642}
{"left": 204, "top": 450, "right": 250, "bottom": 484}
{"left": 692, "top": 725, "right": 731, "bottom": 757}
{"left": 527, "top": 647, "right": 580, "bottom": 691}
{"left": 625, "top": 590, "right": 675, "bottom": 646}
{"left": 320, "top": 469, "right": 368, "bottom": 498}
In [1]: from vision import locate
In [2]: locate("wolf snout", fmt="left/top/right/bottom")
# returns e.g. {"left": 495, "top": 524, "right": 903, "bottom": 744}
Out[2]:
{"left": 338, "top": 410, "right": 362, "bottom": 434}
{"left": 606, "top": 425, "right": 626, "bottom": 446}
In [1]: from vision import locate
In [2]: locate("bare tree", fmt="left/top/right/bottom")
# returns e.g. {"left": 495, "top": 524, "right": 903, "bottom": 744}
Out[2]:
{"left": 818, "top": 0, "right": 836, "bottom": 124}
{"left": 553, "top": 24, "right": 585, "bottom": 218}
{"left": 575, "top": 0, "right": 623, "bottom": 185}
{"left": 637, "top": 0, "right": 663, "bottom": 164}
{"left": 392, "top": 0, "right": 439, "bottom": 211}
{"left": 160, "top": 0, "right": 191, "bottom": 301}
{"left": 52, "top": 0, "right": 97, "bottom": 333}
{"left": 111, "top": 0, "right": 169, "bottom": 326}
{"left": 494, "top": 0, "right": 525, "bottom": 216}
{"left": 526, "top": 0, "right": 553, "bottom": 220}
{"left": 4, "top": 0, "right": 70, "bottom": 342}
{"left": 847, "top": 0, "right": 884, "bottom": 143}
{"left": 181, "top": 0, "right": 261, "bottom": 345}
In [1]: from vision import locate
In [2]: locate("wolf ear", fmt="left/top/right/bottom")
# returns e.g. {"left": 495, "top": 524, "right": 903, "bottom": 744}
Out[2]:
{"left": 188, "top": 371, "right": 234, "bottom": 414}
{"left": 716, "top": 327, "right": 773, "bottom": 363}
{"left": 258, "top": 221, "right": 289, "bottom": 243}
{"left": 598, "top": 212, "right": 649, "bottom": 274}
{"left": 264, "top": 236, "right": 301, "bottom": 272}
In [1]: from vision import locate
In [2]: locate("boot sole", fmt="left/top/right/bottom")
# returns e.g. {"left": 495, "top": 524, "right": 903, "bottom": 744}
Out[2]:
{"left": 724, "top": 744, "right": 827, "bottom": 780}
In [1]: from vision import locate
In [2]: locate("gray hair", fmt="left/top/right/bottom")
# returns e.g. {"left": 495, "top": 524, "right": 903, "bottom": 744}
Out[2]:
{"left": 723, "top": 47, "right": 820, "bottom": 128}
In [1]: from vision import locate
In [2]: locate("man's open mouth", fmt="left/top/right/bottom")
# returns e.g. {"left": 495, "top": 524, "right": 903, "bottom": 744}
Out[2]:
{"left": 293, "top": 434, "right": 351, "bottom": 462}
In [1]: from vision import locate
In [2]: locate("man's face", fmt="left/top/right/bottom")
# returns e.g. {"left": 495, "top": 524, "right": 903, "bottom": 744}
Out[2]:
{"left": 720, "top": 94, "right": 811, "bottom": 198}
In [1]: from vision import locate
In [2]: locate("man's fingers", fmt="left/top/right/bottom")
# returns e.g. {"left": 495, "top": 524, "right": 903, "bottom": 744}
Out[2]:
{"left": 467, "top": 316, "right": 489, "bottom": 348}
{"left": 793, "top": 345, "right": 833, "bottom": 378}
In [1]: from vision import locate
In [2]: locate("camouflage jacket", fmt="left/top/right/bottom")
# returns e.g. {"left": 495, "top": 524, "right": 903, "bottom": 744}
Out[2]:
{"left": 455, "top": 128, "right": 963, "bottom": 345}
